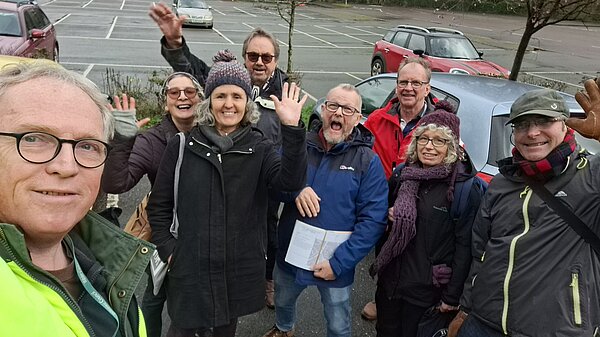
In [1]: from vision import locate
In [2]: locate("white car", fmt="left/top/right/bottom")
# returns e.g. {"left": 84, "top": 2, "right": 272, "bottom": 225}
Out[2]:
{"left": 173, "top": 0, "right": 213, "bottom": 29}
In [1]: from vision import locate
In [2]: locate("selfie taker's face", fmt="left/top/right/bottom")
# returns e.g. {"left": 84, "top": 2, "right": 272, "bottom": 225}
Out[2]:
{"left": 0, "top": 78, "right": 104, "bottom": 242}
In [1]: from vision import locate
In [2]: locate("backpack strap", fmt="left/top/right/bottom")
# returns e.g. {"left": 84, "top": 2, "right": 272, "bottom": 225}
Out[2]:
{"left": 451, "top": 176, "right": 487, "bottom": 220}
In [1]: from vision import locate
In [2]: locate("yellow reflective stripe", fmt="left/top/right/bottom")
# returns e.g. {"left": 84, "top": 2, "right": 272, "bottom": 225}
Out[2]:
{"left": 502, "top": 188, "right": 532, "bottom": 335}
{"left": 571, "top": 273, "right": 582, "bottom": 325}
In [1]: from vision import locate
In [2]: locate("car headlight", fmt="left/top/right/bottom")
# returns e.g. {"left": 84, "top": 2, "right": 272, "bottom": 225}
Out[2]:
{"left": 449, "top": 68, "right": 469, "bottom": 75}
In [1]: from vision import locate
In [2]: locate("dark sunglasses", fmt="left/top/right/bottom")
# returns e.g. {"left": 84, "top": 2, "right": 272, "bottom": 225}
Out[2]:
{"left": 245, "top": 52, "right": 275, "bottom": 64}
{"left": 166, "top": 87, "right": 199, "bottom": 99}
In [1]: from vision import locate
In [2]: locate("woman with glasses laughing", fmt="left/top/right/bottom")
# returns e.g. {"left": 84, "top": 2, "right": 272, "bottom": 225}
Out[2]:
{"left": 101, "top": 71, "right": 203, "bottom": 337}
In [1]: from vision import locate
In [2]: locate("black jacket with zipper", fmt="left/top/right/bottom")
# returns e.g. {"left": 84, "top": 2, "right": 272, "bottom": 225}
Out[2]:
{"left": 461, "top": 147, "right": 600, "bottom": 336}
{"left": 147, "top": 124, "right": 306, "bottom": 329}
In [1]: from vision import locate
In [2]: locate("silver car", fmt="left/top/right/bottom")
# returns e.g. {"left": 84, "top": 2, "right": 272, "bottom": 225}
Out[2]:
{"left": 309, "top": 73, "right": 599, "bottom": 181}
{"left": 173, "top": 0, "right": 213, "bottom": 29}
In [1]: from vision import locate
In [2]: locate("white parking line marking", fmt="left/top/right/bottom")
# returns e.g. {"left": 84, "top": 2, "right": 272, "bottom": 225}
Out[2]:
{"left": 315, "top": 25, "right": 373, "bottom": 45}
{"left": 449, "top": 24, "right": 493, "bottom": 32}
{"left": 243, "top": 23, "right": 255, "bottom": 30}
{"left": 297, "top": 13, "right": 315, "bottom": 19}
{"left": 539, "top": 37, "right": 562, "bottom": 42}
{"left": 81, "top": 0, "right": 94, "bottom": 8}
{"left": 212, "top": 28, "right": 235, "bottom": 44}
{"left": 234, "top": 7, "right": 256, "bottom": 17}
{"left": 345, "top": 26, "right": 381, "bottom": 36}
{"left": 119, "top": 0, "right": 125, "bottom": 10}
{"left": 61, "top": 62, "right": 372, "bottom": 77}
{"left": 279, "top": 24, "right": 338, "bottom": 47}
{"left": 345, "top": 73, "right": 362, "bottom": 81}
{"left": 592, "top": 46, "right": 600, "bottom": 49}
{"left": 60, "top": 35, "right": 374, "bottom": 49}
{"left": 40, "top": 0, "right": 56, "bottom": 6}
{"left": 54, "top": 13, "right": 70, "bottom": 25}
{"left": 277, "top": 39, "right": 289, "bottom": 47}
{"left": 82, "top": 64, "right": 95, "bottom": 77}
{"left": 106, "top": 16, "right": 118, "bottom": 39}
{"left": 302, "top": 89, "right": 316, "bottom": 102}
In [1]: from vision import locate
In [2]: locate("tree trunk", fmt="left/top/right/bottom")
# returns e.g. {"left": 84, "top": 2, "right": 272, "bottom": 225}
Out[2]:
{"left": 287, "top": 1, "right": 296, "bottom": 75}
{"left": 509, "top": 22, "right": 535, "bottom": 81}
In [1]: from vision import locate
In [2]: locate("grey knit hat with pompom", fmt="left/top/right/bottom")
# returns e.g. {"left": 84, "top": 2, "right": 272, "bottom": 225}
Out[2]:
{"left": 203, "top": 49, "right": 252, "bottom": 99}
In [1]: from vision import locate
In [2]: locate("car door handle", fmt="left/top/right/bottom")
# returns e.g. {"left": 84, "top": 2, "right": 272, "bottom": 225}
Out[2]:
{"left": 384, "top": 48, "right": 389, "bottom": 53}
{"left": 403, "top": 55, "right": 408, "bottom": 58}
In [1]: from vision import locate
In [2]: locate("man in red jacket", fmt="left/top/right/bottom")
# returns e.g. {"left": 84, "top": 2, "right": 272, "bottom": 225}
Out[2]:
{"left": 361, "top": 57, "right": 435, "bottom": 320}
{"left": 364, "top": 57, "right": 435, "bottom": 179}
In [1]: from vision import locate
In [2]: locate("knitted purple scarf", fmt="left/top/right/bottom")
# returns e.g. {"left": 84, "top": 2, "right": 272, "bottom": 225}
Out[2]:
{"left": 373, "top": 163, "right": 454, "bottom": 275}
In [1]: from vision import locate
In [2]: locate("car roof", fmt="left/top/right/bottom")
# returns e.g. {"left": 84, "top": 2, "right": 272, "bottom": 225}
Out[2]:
{"left": 0, "top": 0, "right": 35, "bottom": 9}
{"left": 429, "top": 72, "right": 583, "bottom": 115}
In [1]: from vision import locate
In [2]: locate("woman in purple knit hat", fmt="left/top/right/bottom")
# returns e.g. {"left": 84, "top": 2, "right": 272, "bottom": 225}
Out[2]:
{"left": 147, "top": 50, "right": 308, "bottom": 337}
{"left": 371, "top": 101, "right": 486, "bottom": 337}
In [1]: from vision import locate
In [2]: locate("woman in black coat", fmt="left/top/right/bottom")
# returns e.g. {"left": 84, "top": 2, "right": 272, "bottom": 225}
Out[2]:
{"left": 101, "top": 71, "right": 203, "bottom": 337}
{"left": 147, "top": 50, "right": 307, "bottom": 337}
{"left": 372, "top": 104, "right": 485, "bottom": 337}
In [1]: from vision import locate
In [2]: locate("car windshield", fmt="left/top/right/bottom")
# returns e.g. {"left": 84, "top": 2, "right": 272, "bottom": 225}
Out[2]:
{"left": 179, "top": 0, "right": 208, "bottom": 8}
{"left": 0, "top": 12, "right": 21, "bottom": 37}
{"left": 429, "top": 37, "right": 480, "bottom": 59}
{"left": 355, "top": 76, "right": 397, "bottom": 117}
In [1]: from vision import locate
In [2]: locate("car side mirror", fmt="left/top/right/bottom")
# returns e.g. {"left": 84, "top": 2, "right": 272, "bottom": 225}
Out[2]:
{"left": 208, "top": 6, "right": 212, "bottom": 9}
{"left": 29, "top": 29, "right": 45, "bottom": 39}
{"left": 478, "top": 51, "right": 484, "bottom": 57}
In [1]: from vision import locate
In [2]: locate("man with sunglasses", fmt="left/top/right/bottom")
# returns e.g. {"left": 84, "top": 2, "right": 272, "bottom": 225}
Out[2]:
{"left": 149, "top": 2, "right": 289, "bottom": 310}
{"left": 361, "top": 57, "right": 437, "bottom": 321}
{"left": 263, "top": 84, "right": 387, "bottom": 337}
{"left": 448, "top": 82, "right": 600, "bottom": 337}
{"left": 0, "top": 61, "right": 153, "bottom": 336}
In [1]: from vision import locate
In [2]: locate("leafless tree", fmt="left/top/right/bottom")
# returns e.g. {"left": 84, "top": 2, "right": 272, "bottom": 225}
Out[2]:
{"left": 275, "top": 0, "right": 299, "bottom": 80}
{"left": 508, "top": 0, "right": 596, "bottom": 80}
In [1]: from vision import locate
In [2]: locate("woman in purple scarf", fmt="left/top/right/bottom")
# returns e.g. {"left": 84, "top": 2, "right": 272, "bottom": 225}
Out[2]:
{"left": 372, "top": 102, "right": 485, "bottom": 337}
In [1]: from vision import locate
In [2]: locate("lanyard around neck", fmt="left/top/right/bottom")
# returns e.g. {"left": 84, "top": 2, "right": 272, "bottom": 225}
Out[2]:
{"left": 72, "top": 250, "right": 120, "bottom": 337}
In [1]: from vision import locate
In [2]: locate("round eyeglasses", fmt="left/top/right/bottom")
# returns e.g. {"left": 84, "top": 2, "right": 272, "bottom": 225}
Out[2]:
{"left": 166, "top": 87, "right": 199, "bottom": 100}
{"left": 0, "top": 131, "right": 111, "bottom": 168}
{"left": 416, "top": 136, "right": 449, "bottom": 147}
{"left": 323, "top": 101, "right": 360, "bottom": 116}
{"left": 397, "top": 80, "right": 429, "bottom": 89}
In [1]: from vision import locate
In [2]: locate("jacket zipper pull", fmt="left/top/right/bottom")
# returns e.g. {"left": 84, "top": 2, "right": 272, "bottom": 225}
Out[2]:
{"left": 217, "top": 153, "right": 222, "bottom": 163}
{"left": 519, "top": 186, "right": 530, "bottom": 199}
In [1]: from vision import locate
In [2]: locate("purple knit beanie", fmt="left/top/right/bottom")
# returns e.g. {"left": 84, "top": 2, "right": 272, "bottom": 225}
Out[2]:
{"left": 418, "top": 100, "right": 460, "bottom": 141}
{"left": 204, "top": 49, "right": 252, "bottom": 98}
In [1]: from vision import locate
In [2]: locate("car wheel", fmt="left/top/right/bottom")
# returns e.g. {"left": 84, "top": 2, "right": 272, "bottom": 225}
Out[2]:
{"left": 371, "top": 59, "right": 384, "bottom": 76}
{"left": 308, "top": 118, "right": 322, "bottom": 132}
{"left": 53, "top": 44, "right": 59, "bottom": 63}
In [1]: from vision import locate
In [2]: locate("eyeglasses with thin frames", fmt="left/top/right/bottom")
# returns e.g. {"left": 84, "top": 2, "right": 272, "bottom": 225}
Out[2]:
{"left": 323, "top": 101, "right": 360, "bottom": 116}
{"left": 245, "top": 52, "right": 275, "bottom": 64}
{"left": 0, "top": 131, "right": 111, "bottom": 168}
{"left": 397, "top": 80, "right": 429, "bottom": 89}
{"left": 166, "top": 87, "right": 199, "bottom": 100}
{"left": 511, "top": 117, "right": 563, "bottom": 132}
{"left": 416, "top": 136, "right": 449, "bottom": 147}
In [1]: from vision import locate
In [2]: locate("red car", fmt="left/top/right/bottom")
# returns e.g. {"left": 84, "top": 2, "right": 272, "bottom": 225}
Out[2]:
{"left": 371, "top": 25, "right": 508, "bottom": 78}
{"left": 0, "top": 0, "right": 58, "bottom": 61}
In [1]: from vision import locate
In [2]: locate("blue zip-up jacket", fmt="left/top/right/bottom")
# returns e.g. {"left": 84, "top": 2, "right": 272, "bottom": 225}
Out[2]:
{"left": 276, "top": 125, "right": 388, "bottom": 288}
